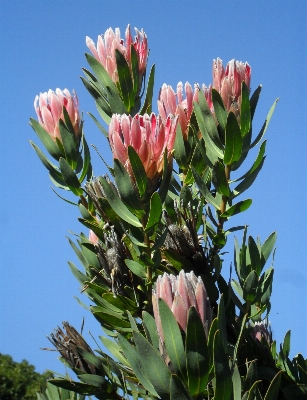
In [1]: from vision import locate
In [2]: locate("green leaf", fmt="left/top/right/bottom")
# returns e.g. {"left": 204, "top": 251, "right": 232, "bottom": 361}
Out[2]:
{"left": 186, "top": 307, "right": 209, "bottom": 395}
{"left": 140, "top": 64, "right": 155, "bottom": 114}
{"left": 191, "top": 167, "right": 220, "bottom": 209}
{"left": 212, "top": 161, "right": 230, "bottom": 196}
{"left": 264, "top": 370, "right": 282, "bottom": 400}
{"left": 282, "top": 330, "right": 291, "bottom": 358}
{"left": 96, "top": 100, "right": 111, "bottom": 125}
{"left": 46, "top": 382, "right": 60, "bottom": 400}
{"left": 78, "top": 374, "right": 105, "bottom": 387}
{"left": 128, "top": 146, "right": 148, "bottom": 199}
{"left": 213, "top": 330, "right": 232, "bottom": 400}
{"left": 221, "top": 199, "right": 252, "bottom": 218}
{"left": 232, "top": 366, "right": 242, "bottom": 400}
{"left": 79, "top": 135, "right": 92, "bottom": 183}
{"left": 158, "top": 299, "right": 186, "bottom": 379}
{"left": 133, "top": 331, "right": 172, "bottom": 398}
{"left": 29, "top": 118, "right": 63, "bottom": 160}
{"left": 125, "top": 259, "right": 147, "bottom": 279}
{"left": 261, "top": 232, "right": 277, "bottom": 268}
{"left": 231, "top": 279, "right": 244, "bottom": 300}
{"left": 170, "top": 375, "right": 193, "bottom": 400}
{"left": 248, "top": 236, "right": 261, "bottom": 276}
{"left": 47, "top": 379, "right": 99, "bottom": 395}
{"left": 217, "top": 295, "right": 227, "bottom": 353}
{"left": 99, "top": 177, "right": 142, "bottom": 227}
{"left": 250, "top": 84, "right": 262, "bottom": 120}
{"left": 68, "top": 261, "right": 87, "bottom": 285}
{"left": 115, "top": 49, "right": 134, "bottom": 111}
{"left": 158, "top": 150, "right": 173, "bottom": 204}
{"left": 130, "top": 45, "right": 139, "bottom": 98}
{"left": 244, "top": 98, "right": 279, "bottom": 151}
{"left": 145, "top": 192, "right": 162, "bottom": 232}
{"left": 282, "top": 384, "right": 307, "bottom": 400}
{"left": 224, "top": 112, "right": 242, "bottom": 165}
{"left": 142, "top": 311, "right": 160, "bottom": 351}
{"left": 113, "top": 158, "right": 144, "bottom": 216}
{"left": 212, "top": 89, "right": 227, "bottom": 131}
{"left": 59, "top": 158, "right": 82, "bottom": 196}
{"left": 174, "top": 124, "right": 187, "bottom": 170}
{"left": 87, "top": 111, "right": 108, "bottom": 138}
{"left": 85, "top": 53, "right": 116, "bottom": 91}
{"left": 233, "top": 314, "right": 247, "bottom": 365}
{"left": 243, "top": 270, "right": 258, "bottom": 302}
{"left": 240, "top": 81, "right": 251, "bottom": 137}
{"left": 231, "top": 157, "right": 265, "bottom": 198}
{"left": 99, "top": 336, "right": 129, "bottom": 366}
{"left": 59, "top": 118, "right": 78, "bottom": 167}
{"left": 197, "top": 90, "right": 224, "bottom": 149}
{"left": 30, "top": 141, "right": 61, "bottom": 175}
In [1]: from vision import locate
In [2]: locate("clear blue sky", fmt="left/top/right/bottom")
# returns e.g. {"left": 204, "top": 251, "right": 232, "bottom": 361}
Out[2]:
{"left": 0, "top": 1, "right": 306, "bottom": 376}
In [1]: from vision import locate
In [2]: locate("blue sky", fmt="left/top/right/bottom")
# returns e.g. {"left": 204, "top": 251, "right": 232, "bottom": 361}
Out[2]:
{"left": 0, "top": 1, "right": 306, "bottom": 377}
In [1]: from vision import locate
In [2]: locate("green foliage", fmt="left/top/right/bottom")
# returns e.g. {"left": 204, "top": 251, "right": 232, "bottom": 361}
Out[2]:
{"left": 0, "top": 354, "right": 51, "bottom": 400}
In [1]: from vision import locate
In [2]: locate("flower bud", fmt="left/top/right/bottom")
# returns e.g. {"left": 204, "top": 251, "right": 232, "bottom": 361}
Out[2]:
{"left": 86, "top": 25, "right": 148, "bottom": 94}
{"left": 252, "top": 321, "right": 272, "bottom": 346}
{"left": 34, "top": 89, "right": 80, "bottom": 142}
{"left": 109, "top": 113, "right": 178, "bottom": 194}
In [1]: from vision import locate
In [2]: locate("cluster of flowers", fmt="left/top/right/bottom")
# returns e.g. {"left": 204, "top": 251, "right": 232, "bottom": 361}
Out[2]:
{"left": 33, "top": 25, "right": 251, "bottom": 341}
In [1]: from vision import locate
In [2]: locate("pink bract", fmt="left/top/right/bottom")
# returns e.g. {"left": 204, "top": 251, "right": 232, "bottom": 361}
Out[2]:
{"left": 213, "top": 58, "right": 251, "bottom": 114}
{"left": 109, "top": 113, "right": 177, "bottom": 186}
{"left": 158, "top": 82, "right": 212, "bottom": 140}
{"left": 34, "top": 89, "right": 80, "bottom": 142}
{"left": 86, "top": 25, "right": 148, "bottom": 88}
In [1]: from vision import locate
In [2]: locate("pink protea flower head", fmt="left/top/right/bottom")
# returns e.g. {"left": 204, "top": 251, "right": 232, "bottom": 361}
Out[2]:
{"left": 109, "top": 113, "right": 178, "bottom": 192}
{"left": 34, "top": 89, "right": 80, "bottom": 142}
{"left": 213, "top": 58, "right": 251, "bottom": 116}
{"left": 158, "top": 82, "right": 212, "bottom": 140}
{"left": 152, "top": 270, "right": 211, "bottom": 343}
{"left": 86, "top": 25, "right": 148, "bottom": 91}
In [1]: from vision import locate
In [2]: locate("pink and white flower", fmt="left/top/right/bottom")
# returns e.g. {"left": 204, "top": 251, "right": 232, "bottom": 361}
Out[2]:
{"left": 86, "top": 25, "right": 148, "bottom": 89}
{"left": 213, "top": 58, "right": 251, "bottom": 114}
{"left": 152, "top": 270, "right": 211, "bottom": 338}
{"left": 34, "top": 89, "right": 80, "bottom": 142}
{"left": 158, "top": 82, "right": 212, "bottom": 140}
{"left": 109, "top": 113, "right": 177, "bottom": 187}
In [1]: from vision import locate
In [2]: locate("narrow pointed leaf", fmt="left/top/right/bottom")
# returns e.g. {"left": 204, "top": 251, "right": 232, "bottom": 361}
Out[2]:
{"left": 174, "top": 124, "right": 187, "bottom": 170}
{"left": 85, "top": 53, "right": 117, "bottom": 90}
{"left": 128, "top": 146, "right": 148, "bottom": 199}
{"left": 224, "top": 112, "right": 242, "bottom": 165}
{"left": 240, "top": 81, "right": 251, "bottom": 137}
{"left": 248, "top": 236, "right": 261, "bottom": 276}
{"left": 213, "top": 330, "right": 232, "bottom": 400}
{"left": 212, "top": 89, "right": 227, "bottom": 131}
{"left": 212, "top": 161, "right": 230, "bottom": 196}
{"left": 186, "top": 307, "right": 209, "bottom": 395}
{"left": 244, "top": 98, "right": 279, "bottom": 151}
{"left": 250, "top": 84, "right": 262, "bottom": 120}
{"left": 79, "top": 135, "right": 92, "bottom": 183}
{"left": 217, "top": 295, "right": 227, "bottom": 353}
{"left": 231, "top": 157, "right": 265, "bottom": 198}
{"left": 243, "top": 270, "right": 258, "bottom": 302}
{"left": 221, "top": 199, "right": 252, "bottom": 218}
{"left": 170, "top": 375, "right": 193, "bottom": 400}
{"left": 232, "top": 365, "right": 242, "bottom": 400}
{"left": 145, "top": 192, "right": 162, "bottom": 232}
{"left": 88, "top": 111, "right": 108, "bottom": 138}
{"left": 99, "top": 176, "right": 142, "bottom": 227}
{"left": 113, "top": 158, "right": 144, "bottom": 216}
{"left": 125, "top": 259, "right": 147, "bottom": 279}
{"left": 130, "top": 45, "right": 139, "bottom": 98}
{"left": 159, "top": 299, "right": 186, "bottom": 379}
{"left": 30, "top": 141, "right": 60, "bottom": 175}
{"left": 264, "top": 370, "right": 282, "bottom": 400}
{"left": 193, "top": 101, "right": 223, "bottom": 160}
{"left": 29, "top": 118, "right": 63, "bottom": 160}
{"left": 59, "top": 118, "right": 78, "bottom": 165}
{"left": 191, "top": 167, "right": 220, "bottom": 209}
{"left": 261, "top": 232, "right": 277, "bottom": 267}
{"left": 59, "top": 158, "right": 83, "bottom": 195}
{"left": 140, "top": 64, "right": 155, "bottom": 114}
{"left": 133, "top": 331, "right": 171, "bottom": 398}
{"left": 142, "top": 311, "right": 160, "bottom": 351}
{"left": 115, "top": 49, "right": 134, "bottom": 111}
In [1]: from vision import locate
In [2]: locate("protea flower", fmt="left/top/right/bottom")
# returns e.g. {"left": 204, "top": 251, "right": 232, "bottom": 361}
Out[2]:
{"left": 213, "top": 58, "right": 251, "bottom": 116}
{"left": 89, "top": 229, "right": 99, "bottom": 245}
{"left": 34, "top": 89, "right": 80, "bottom": 143}
{"left": 152, "top": 270, "right": 211, "bottom": 341}
{"left": 252, "top": 321, "right": 272, "bottom": 345}
{"left": 86, "top": 25, "right": 148, "bottom": 92}
{"left": 109, "top": 113, "right": 178, "bottom": 192}
{"left": 158, "top": 82, "right": 212, "bottom": 140}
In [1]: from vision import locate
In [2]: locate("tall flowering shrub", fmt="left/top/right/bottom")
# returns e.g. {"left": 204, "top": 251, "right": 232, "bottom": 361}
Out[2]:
{"left": 30, "top": 23, "right": 306, "bottom": 400}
